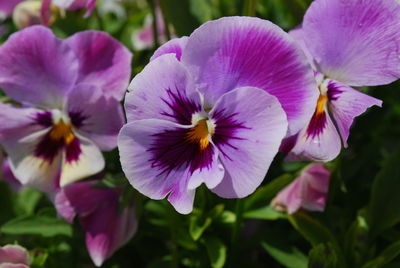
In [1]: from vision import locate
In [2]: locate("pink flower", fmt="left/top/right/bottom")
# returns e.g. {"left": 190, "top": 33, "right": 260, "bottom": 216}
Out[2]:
{"left": 0, "top": 244, "right": 30, "bottom": 268}
{"left": 272, "top": 163, "right": 330, "bottom": 214}
{"left": 55, "top": 181, "right": 137, "bottom": 267}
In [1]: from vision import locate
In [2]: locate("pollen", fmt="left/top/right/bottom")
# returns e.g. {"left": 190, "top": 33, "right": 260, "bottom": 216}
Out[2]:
{"left": 315, "top": 94, "right": 328, "bottom": 115}
{"left": 49, "top": 120, "right": 75, "bottom": 145}
{"left": 186, "top": 119, "right": 211, "bottom": 151}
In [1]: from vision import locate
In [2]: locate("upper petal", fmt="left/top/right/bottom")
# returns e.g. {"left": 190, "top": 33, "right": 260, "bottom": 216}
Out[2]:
{"left": 302, "top": 0, "right": 400, "bottom": 86}
{"left": 67, "top": 83, "right": 125, "bottom": 151}
{"left": 181, "top": 16, "right": 317, "bottom": 135}
{"left": 209, "top": 87, "right": 288, "bottom": 198}
{"left": 327, "top": 80, "right": 382, "bottom": 147}
{"left": 125, "top": 54, "right": 201, "bottom": 125}
{"left": 65, "top": 30, "right": 132, "bottom": 101}
{"left": 150, "top": 37, "right": 189, "bottom": 61}
{"left": 0, "top": 25, "right": 79, "bottom": 109}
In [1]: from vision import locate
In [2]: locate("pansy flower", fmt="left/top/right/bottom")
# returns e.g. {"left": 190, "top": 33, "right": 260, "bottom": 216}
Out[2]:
{"left": 0, "top": 244, "right": 30, "bottom": 268}
{"left": 286, "top": 0, "right": 400, "bottom": 161}
{"left": 55, "top": 181, "right": 137, "bottom": 267}
{"left": 119, "top": 17, "right": 318, "bottom": 214}
{"left": 272, "top": 163, "right": 330, "bottom": 214}
{"left": 0, "top": 26, "right": 132, "bottom": 192}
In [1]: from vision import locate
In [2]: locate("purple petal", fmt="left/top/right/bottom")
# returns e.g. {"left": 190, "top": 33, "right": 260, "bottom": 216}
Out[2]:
{"left": 119, "top": 120, "right": 205, "bottom": 214}
{"left": 60, "top": 132, "right": 105, "bottom": 187}
{"left": 0, "top": 0, "right": 25, "bottom": 18}
{"left": 273, "top": 163, "right": 330, "bottom": 214}
{"left": 209, "top": 87, "right": 288, "bottom": 198}
{"left": 55, "top": 181, "right": 119, "bottom": 223}
{"left": 302, "top": 0, "right": 400, "bottom": 86}
{"left": 81, "top": 199, "right": 137, "bottom": 267}
{"left": 151, "top": 37, "right": 189, "bottom": 61}
{"left": 65, "top": 31, "right": 132, "bottom": 100}
{"left": 288, "top": 26, "right": 316, "bottom": 69}
{"left": 181, "top": 16, "right": 317, "bottom": 135}
{"left": 286, "top": 110, "right": 341, "bottom": 162}
{"left": 125, "top": 54, "right": 201, "bottom": 125}
{"left": 67, "top": 83, "right": 125, "bottom": 151}
{"left": 0, "top": 25, "right": 79, "bottom": 108}
{"left": 0, "top": 245, "right": 29, "bottom": 265}
{"left": 2, "top": 159, "right": 23, "bottom": 192}
{"left": 327, "top": 80, "right": 382, "bottom": 147}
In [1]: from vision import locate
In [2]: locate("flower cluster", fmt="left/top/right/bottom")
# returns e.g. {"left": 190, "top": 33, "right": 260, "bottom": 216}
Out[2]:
{"left": 0, "top": 0, "right": 399, "bottom": 266}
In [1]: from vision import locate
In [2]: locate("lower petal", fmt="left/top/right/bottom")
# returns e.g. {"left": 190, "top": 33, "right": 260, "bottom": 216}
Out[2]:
{"left": 327, "top": 80, "right": 382, "bottom": 147}
{"left": 118, "top": 120, "right": 203, "bottom": 214}
{"left": 286, "top": 110, "right": 341, "bottom": 162}
{"left": 60, "top": 132, "right": 105, "bottom": 187}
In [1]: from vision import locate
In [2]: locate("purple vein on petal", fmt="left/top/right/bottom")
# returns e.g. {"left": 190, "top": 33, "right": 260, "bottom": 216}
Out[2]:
{"left": 160, "top": 87, "right": 201, "bottom": 125}
{"left": 212, "top": 108, "right": 249, "bottom": 161}
{"left": 148, "top": 127, "right": 214, "bottom": 176}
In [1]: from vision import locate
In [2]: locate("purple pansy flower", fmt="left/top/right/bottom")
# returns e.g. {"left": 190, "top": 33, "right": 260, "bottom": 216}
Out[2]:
{"left": 118, "top": 17, "right": 318, "bottom": 214}
{"left": 0, "top": 244, "right": 30, "bottom": 268}
{"left": 0, "top": 26, "right": 132, "bottom": 192}
{"left": 55, "top": 181, "right": 137, "bottom": 267}
{"left": 285, "top": 0, "right": 400, "bottom": 162}
{"left": 272, "top": 163, "right": 330, "bottom": 214}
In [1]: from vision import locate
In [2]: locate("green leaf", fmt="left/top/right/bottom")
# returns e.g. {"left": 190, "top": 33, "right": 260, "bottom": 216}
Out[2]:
{"left": 261, "top": 241, "right": 308, "bottom": 268}
{"left": 244, "top": 205, "right": 286, "bottom": 220}
{"left": 245, "top": 173, "right": 293, "bottom": 210}
{"left": 288, "top": 212, "right": 337, "bottom": 247}
{"left": 189, "top": 205, "right": 224, "bottom": 241}
{"left": 308, "top": 243, "right": 338, "bottom": 268}
{"left": 162, "top": 0, "right": 200, "bottom": 36}
{"left": 367, "top": 148, "right": 400, "bottom": 237}
{"left": 1, "top": 215, "right": 72, "bottom": 237}
{"left": 202, "top": 236, "right": 227, "bottom": 268}
{"left": 14, "top": 188, "right": 42, "bottom": 216}
{"left": 189, "top": 0, "right": 213, "bottom": 22}
{"left": 362, "top": 240, "right": 400, "bottom": 268}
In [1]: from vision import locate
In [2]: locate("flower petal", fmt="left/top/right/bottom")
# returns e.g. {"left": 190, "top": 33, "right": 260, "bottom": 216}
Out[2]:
{"left": 65, "top": 30, "right": 132, "bottom": 100}
{"left": 118, "top": 120, "right": 206, "bottom": 214}
{"left": 327, "top": 80, "right": 382, "bottom": 147}
{"left": 67, "top": 83, "right": 125, "bottom": 151}
{"left": 0, "top": 245, "right": 29, "bottom": 265}
{"left": 302, "top": 0, "right": 400, "bottom": 86}
{"left": 150, "top": 37, "right": 189, "bottom": 61}
{"left": 286, "top": 110, "right": 341, "bottom": 162}
{"left": 182, "top": 16, "right": 317, "bottom": 135}
{"left": 209, "top": 87, "right": 288, "bottom": 198}
{"left": 59, "top": 132, "right": 105, "bottom": 187}
{"left": 0, "top": 26, "right": 79, "bottom": 108}
{"left": 81, "top": 200, "right": 137, "bottom": 267}
{"left": 125, "top": 54, "right": 201, "bottom": 125}
{"left": 0, "top": 0, "right": 25, "bottom": 18}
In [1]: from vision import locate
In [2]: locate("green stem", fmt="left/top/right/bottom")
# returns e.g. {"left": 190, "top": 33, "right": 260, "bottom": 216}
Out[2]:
{"left": 243, "top": 0, "right": 257, "bottom": 17}
{"left": 148, "top": 0, "right": 159, "bottom": 48}
{"left": 231, "top": 199, "right": 244, "bottom": 248}
{"left": 93, "top": 8, "right": 104, "bottom": 31}
{"left": 158, "top": 0, "right": 172, "bottom": 41}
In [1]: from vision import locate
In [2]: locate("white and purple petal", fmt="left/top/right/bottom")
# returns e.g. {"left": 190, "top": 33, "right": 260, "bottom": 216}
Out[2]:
{"left": 286, "top": 109, "right": 341, "bottom": 162}
{"left": 118, "top": 119, "right": 217, "bottom": 214}
{"left": 210, "top": 87, "right": 288, "bottom": 198}
{"left": 0, "top": 26, "right": 79, "bottom": 108}
{"left": 67, "top": 83, "right": 125, "bottom": 151}
{"left": 302, "top": 0, "right": 400, "bottom": 86}
{"left": 65, "top": 31, "right": 132, "bottom": 100}
{"left": 181, "top": 16, "right": 317, "bottom": 135}
{"left": 125, "top": 54, "right": 201, "bottom": 125}
{"left": 150, "top": 37, "right": 189, "bottom": 61}
{"left": 0, "top": 245, "right": 29, "bottom": 267}
{"left": 327, "top": 80, "right": 382, "bottom": 147}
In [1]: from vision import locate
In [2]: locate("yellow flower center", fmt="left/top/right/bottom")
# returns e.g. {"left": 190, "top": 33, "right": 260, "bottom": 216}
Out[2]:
{"left": 186, "top": 119, "right": 211, "bottom": 151}
{"left": 49, "top": 120, "right": 75, "bottom": 145}
{"left": 316, "top": 94, "right": 328, "bottom": 115}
